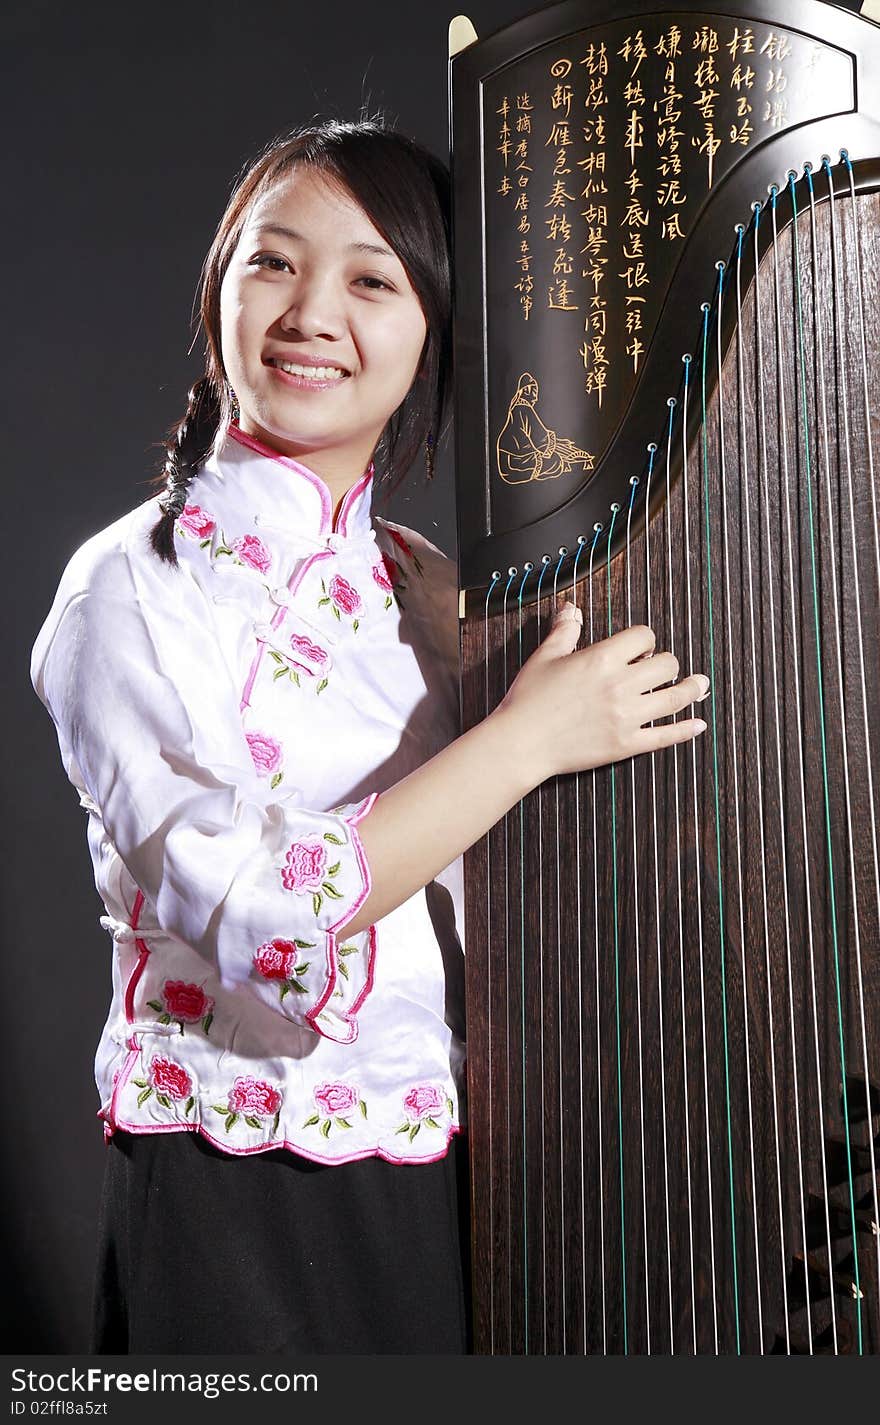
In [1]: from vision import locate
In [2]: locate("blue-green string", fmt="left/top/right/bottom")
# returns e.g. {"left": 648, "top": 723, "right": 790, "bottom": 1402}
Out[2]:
{"left": 514, "top": 561, "right": 533, "bottom": 1350}
{"left": 701, "top": 286, "right": 741, "bottom": 1354}
{"left": 605, "top": 502, "right": 627, "bottom": 1353}
{"left": 790, "top": 166, "right": 861, "bottom": 1351}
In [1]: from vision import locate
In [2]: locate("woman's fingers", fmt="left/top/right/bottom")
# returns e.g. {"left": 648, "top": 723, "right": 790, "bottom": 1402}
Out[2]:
{"left": 639, "top": 672, "right": 711, "bottom": 726}
{"left": 628, "top": 649, "right": 680, "bottom": 693}
{"left": 637, "top": 715, "right": 708, "bottom": 754}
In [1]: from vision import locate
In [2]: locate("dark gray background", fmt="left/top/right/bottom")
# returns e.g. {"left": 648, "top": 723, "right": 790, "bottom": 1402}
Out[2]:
{"left": 4, "top": 0, "right": 865, "bottom": 1354}
{"left": 4, "top": 0, "right": 525, "bottom": 1353}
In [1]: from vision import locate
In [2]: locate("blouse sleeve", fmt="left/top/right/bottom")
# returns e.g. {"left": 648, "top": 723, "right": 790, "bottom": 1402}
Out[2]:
{"left": 30, "top": 532, "right": 378, "bottom": 1045}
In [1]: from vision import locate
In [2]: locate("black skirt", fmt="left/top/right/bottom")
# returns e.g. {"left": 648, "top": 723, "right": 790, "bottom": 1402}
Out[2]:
{"left": 91, "top": 1128, "right": 471, "bottom": 1354}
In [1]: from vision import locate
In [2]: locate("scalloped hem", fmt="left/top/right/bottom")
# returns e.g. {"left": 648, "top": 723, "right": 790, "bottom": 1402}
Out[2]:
{"left": 98, "top": 1106, "right": 463, "bottom": 1167}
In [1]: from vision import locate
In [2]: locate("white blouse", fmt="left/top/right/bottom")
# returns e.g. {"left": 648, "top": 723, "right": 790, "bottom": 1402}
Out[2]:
{"left": 31, "top": 421, "right": 466, "bottom": 1164}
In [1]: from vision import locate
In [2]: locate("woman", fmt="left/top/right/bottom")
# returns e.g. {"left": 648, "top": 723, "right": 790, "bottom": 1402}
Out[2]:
{"left": 30, "top": 117, "right": 709, "bottom": 1355}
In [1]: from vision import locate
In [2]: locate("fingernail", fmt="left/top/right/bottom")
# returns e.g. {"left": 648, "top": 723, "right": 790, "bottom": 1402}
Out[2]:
{"left": 557, "top": 601, "right": 582, "bottom": 621}
{"left": 694, "top": 718, "right": 707, "bottom": 733}
{"left": 696, "top": 675, "right": 711, "bottom": 698}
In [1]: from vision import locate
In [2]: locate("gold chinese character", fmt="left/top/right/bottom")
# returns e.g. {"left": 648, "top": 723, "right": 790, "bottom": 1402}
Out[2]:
{"left": 624, "top": 79, "right": 646, "bottom": 106}
{"left": 580, "top": 42, "right": 609, "bottom": 75}
{"left": 692, "top": 26, "right": 718, "bottom": 53}
{"left": 516, "top": 92, "right": 533, "bottom": 110}
{"left": 762, "top": 98, "right": 789, "bottom": 128}
{"left": 516, "top": 114, "right": 532, "bottom": 134}
{"left": 619, "top": 261, "right": 650, "bottom": 288}
{"left": 582, "top": 116, "right": 607, "bottom": 146}
{"left": 581, "top": 227, "right": 607, "bottom": 256}
{"left": 736, "top": 96, "right": 752, "bottom": 116}
{"left": 584, "top": 367, "right": 608, "bottom": 403}
{"left": 622, "top": 232, "right": 645, "bottom": 259}
{"left": 624, "top": 166, "right": 644, "bottom": 195}
{"left": 496, "top": 97, "right": 510, "bottom": 117}
{"left": 765, "top": 68, "right": 787, "bottom": 93}
{"left": 583, "top": 259, "right": 608, "bottom": 292}
{"left": 727, "top": 26, "right": 755, "bottom": 58}
{"left": 729, "top": 119, "right": 753, "bottom": 146}
{"left": 662, "top": 212, "right": 686, "bottom": 240}
{"left": 585, "top": 77, "right": 608, "bottom": 111}
{"left": 655, "top": 25, "right": 682, "bottom": 58}
{"left": 618, "top": 30, "right": 648, "bottom": 73}
{"left": 730, "top": 63, "right": 755, "bottom": 89}
{"left": 548, "top": 279, "right": 578, "bottom": 309}
{"left": 551, "top": 83, "right": 574, "bottom": 118}
{"left": 516, "top": 215, "right": 531, "bottom": 234}
{"left": 625, "top": 109, "right": 644, "bottom": 162}
{"left": 626, "top": 336, "right": 645, "bottom": 370}
{"left": 620, "top": 198, "right": 650, "bottom": 227}
{"left": 498, "top": 175, "right": 512, "bottom": 196}
{"left": 579, "top": 149, "right": 607, "bottom": 173}
{"left": 547, "top": 213, "right": 573, "bottom": 242}
{"left": 625, "top": 308, "right": 644, "bottom": 333}
{"left": 694, "top": 88, "right": 719, "bottom": 120}
{"left": 545, "top": 179, "right": 576, "bottom": 207}
{"left": 657, "top": 178, "right": 685, "bottom": 206}
{"left": 546, "top": 122, "right": 572, "bottom": 147}
{"left": 760, "top": 31, "right": 792, "bottom": 62}
{"left": 695, "top": 57, "right": 720, "bottom": 90}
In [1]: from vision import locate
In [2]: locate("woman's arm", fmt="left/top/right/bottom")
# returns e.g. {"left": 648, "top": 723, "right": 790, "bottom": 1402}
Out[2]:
{"left": 339, "top": 603, "right": 708, "bottom": 936}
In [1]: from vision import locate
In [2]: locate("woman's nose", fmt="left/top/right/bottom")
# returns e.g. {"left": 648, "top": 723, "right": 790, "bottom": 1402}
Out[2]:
{"left": 279, "top": 274, "right": 345, "bottom": 339}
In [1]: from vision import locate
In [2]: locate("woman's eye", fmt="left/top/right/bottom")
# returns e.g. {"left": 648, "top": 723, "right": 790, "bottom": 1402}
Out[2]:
{"left": 356, "top": 275, "right": 393, "bottom": 292}
{"left": 250, "top": 254, "right": 291, "bottom": 273}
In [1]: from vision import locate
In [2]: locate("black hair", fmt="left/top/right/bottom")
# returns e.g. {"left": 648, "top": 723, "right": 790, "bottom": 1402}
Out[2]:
{"left": 150, "top": 115, "right": 452, "bottom": 565}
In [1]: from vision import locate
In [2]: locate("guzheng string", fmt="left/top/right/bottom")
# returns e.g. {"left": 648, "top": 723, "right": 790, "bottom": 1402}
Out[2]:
{"left": 473, "top": 154, "right": 878, "bottom": 1354}
{"left": 830, "top": 155, "right": 880, "bottom": 1329}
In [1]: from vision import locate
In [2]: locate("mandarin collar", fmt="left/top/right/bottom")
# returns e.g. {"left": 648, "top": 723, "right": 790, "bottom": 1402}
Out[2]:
{"left": 188, "top": 420, "right": 376, "bottom": 546}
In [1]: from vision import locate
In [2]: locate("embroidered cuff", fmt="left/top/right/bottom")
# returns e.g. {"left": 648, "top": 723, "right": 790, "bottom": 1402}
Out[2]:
{"left": 230, "top": 791, "right": 378, "bottom": 1035}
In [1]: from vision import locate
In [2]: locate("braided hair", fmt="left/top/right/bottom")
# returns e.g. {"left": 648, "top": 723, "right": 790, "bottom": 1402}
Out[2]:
{"left": 148, "top": 116, "right": 452, "bottom": 569}
{"left": 150, "top": 377, "right": 225, "bottom": 563}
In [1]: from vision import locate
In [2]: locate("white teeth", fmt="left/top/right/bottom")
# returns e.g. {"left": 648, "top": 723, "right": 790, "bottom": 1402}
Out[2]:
{"left": 272, "top": 360, "right": 347, "bottom": 380}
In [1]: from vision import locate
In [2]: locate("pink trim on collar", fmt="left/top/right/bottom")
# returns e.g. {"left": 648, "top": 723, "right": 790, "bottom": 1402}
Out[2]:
{"left": 227, "top": 421, "right": 373, "bottom": 535}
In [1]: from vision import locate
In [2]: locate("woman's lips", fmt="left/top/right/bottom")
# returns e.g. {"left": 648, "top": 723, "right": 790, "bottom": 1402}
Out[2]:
{"left": 266, "top": 359, "right": 351, "bottom": 391}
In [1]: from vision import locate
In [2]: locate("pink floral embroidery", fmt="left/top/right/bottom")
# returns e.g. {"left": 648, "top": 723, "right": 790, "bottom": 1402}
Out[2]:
{"left": 177, "top": 504, "right": 215, "bottom": 540}
{"left": 231, "top": 533, "right": 272, "bottom": 573}
{"left": 318, "top": 573, "right": 362, "bottom": 628}
{"left": 289, "top": 633, "right": 329, "bottom": 669}
{"left": 371, "top": 557, "right": 395, "bottom": 593}
{"left": 315, "top": 1083, "right": 360, "bottom": 1116}
{"left": 328, "top": 574, "right": 362, "bottom": 614}
{"left": 389, "top": 527, "right": 424, "bottom": 576}
{"left": 304, "top": 1081, "right": 367, "bottom": 1138}
{"left": 281, "top": 839, "right": 327, "bottom": 892}
{"left": 132, "top": 1057, "right": 195, "bottom": 1115}
{"left": 229, "top": 1077, "right": 282, "bottom": 1117}
{"left": 404, "top": 1084, "right": 447, "bottom": 1119}
{"left": 150, "top": 1057, "right": 192, "bottom": 1100}
{"left": 280, "top": 833, "right": 343, "bottom": 915}
{"left": 213, "top": 1077, "right": 283, "bottom": 1134}
{"left": 372, "top": 553, "right": 405, "bottom": 610}
{"left": 253, "top": 936, "right": 314, "bottom": 1001}
{"left": 246, "top": 731, "right": 283, "bottom": 780}
{"left": 147, "top": 981, "right": 214, "bottom": 1035}
{"left": 396, "top": 1083, "right": 453, "bottom": 1142}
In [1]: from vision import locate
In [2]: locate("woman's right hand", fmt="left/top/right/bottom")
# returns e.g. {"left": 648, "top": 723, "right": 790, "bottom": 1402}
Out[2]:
{"left": 493, "top": 599, "right": 710, "bottom": 785}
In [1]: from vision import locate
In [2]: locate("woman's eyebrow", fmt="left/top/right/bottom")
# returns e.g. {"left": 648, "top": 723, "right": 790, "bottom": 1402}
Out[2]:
{"left": 252, "top": 222, "right": 395, "bottom": 260}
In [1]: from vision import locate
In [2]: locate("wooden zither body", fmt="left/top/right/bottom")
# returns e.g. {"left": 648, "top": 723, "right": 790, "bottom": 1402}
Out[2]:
{"left": 450, "top": 0, "right": 880, "bottom": 1353}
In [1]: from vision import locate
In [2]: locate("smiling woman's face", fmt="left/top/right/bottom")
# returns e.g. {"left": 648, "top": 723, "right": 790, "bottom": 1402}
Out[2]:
{"left": 219, "top": 164, "right": 429, "bottom": 483}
